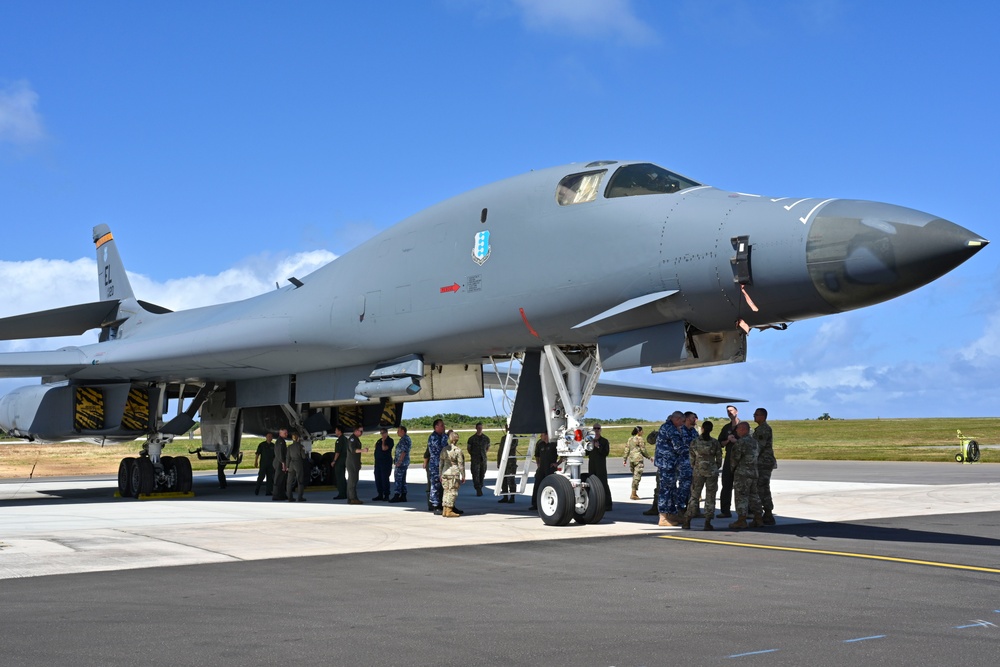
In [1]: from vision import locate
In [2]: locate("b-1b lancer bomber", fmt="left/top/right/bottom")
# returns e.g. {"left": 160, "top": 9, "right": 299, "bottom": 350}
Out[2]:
{"left": 0, "top": 160, "right": 988, "bottom": 524}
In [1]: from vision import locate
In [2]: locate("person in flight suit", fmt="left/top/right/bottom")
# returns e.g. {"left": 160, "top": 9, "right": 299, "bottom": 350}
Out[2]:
{"left": 466, "top": 422, "right": 491, "bottom": 497}
{"left": 530, "top": 432, "right": 559, "bottom": 511}
{"left": 331, "top": 425, "right": 348, "bottom": 500}
{"left": 346, "top": 426, "right": 367, "bottom": 505}
{"left": 588, "top": 424, "right": 612, "bottom": 511}
{"left": 497, "top": 427, "right": 519, "bottom": 504}
{"left": 717, "top": 405, "right": 740, "bottom": 518}
{"left": 271, "top": 428, "right": 289, "bottom": 501}
{"left": 285, "top": 432, "right": 308, "bottom": 502}
{"left": 254, "top": 432, "right": 275, "bottom": 496}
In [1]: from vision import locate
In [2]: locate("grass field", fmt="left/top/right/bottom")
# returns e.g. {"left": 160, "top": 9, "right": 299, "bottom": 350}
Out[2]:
{"left": 1, "top": 417, "right": 996, "bottom": 479}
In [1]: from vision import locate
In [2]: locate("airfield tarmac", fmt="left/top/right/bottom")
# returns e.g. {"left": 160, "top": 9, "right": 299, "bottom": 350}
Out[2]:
{"left": 1, "top": 462, "right": 998, "bottom": 666}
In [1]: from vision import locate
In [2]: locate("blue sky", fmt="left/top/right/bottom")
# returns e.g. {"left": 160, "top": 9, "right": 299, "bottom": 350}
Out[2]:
{"left": 1, "top": 0, "right": 997, "bottom": 422}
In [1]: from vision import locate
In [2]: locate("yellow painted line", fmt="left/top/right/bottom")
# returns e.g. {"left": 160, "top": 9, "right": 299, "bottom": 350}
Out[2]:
{"left": 95, "top": 232, "right": 114, "bottom": 248}
{"left": 659, "top": 535, "right": 1000, "bottom": 574}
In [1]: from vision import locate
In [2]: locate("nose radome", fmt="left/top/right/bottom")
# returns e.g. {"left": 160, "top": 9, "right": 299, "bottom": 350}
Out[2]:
{"left": 805, "top": 200, "right": 988, "bottom": 312}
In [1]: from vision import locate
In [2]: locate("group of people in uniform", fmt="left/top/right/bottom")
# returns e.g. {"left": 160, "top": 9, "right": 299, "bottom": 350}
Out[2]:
{"left": 252, "top": 418, "right": 488, "bottom": 518}
{"left": 250, "top": 406, "right": 776, "bottom": 530}
{"left": 646, "top": 404, "right": 776, "bottom": 531}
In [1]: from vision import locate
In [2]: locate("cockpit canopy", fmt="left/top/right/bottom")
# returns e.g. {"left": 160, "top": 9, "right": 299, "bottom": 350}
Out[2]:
{"left": 556, "top": 162, "right": 700, "bottom": 206}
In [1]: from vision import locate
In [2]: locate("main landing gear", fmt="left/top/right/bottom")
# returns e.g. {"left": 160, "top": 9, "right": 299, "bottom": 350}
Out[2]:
{"left": 116, "top": 436, "right": 194, "bottom": 498}
{"left": 115, "top": 383, "right": 210, "bottom": 498}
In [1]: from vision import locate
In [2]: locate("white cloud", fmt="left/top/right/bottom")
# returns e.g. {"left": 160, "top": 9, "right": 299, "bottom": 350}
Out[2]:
{"left": 960, "top": 309, "right": 1000, "bottom": 362}
{"left": 0, "top": 80, "right": 46, "bottom": 145}
{"left": 512, "top": 0, "right": 656, "bottom": 44}
{"left": 129, "top": 250, "right": 337, "bottom": 311}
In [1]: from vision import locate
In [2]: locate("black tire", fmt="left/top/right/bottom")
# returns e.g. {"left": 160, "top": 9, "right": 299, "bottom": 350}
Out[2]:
{"left": 117, "top": 457, "right": 135, "bottom": 497}
{"left": 968, "top": 440, "right": 980, "bottom": 463}
{"left": 955, "top": 452, "right": 964, "bottom": 463}
{"left": 174, "top": 456, "right": 193, "bottom": 493}
{"left": 574, "top": 475, "right": 607, "bottom": 524}
{"left": 132, "top": 457, "right": 155, "bottom": 496}
{"left": 537, "top": 474, "right": 574, "bottom": 526}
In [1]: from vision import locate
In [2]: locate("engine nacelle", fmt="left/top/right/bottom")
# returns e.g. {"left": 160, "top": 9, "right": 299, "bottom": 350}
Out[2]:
{"left": 0, "top": 382, "right": 156, "bottom": 442}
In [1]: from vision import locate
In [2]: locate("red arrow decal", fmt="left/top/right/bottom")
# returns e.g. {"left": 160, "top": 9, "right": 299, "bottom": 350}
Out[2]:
{"left": 439, "top": 283, "right": 461, "bottom": 293}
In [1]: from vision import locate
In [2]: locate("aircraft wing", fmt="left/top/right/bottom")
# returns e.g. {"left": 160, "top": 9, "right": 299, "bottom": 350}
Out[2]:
{"left": 0, "top": 301, "right": 118, "bottom": 341}
{"left": 483, "top": 373, "right": 744, "bottom": 405}
{"left": 0, "top": 349, "right": 90, "bottom": 379}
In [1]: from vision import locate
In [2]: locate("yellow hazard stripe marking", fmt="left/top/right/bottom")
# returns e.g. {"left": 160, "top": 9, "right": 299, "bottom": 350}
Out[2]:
{"left": 659, "top": 535, "right": 1000, "bottom": 574}
{"left": 74, "top": 386, "right": 105, "bottom": 431}
{"left": 95, "top": 232, "right": 114, "bottom": 248}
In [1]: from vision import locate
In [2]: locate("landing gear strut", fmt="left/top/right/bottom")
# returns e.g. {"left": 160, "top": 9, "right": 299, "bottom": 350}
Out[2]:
{"left": 495, "top": 345, "right": 606, "bottom": 526}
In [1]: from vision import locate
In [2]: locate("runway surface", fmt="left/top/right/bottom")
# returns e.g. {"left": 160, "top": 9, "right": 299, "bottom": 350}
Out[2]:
{"left": 1, "top": 461, "right": 998, "bottom": 665}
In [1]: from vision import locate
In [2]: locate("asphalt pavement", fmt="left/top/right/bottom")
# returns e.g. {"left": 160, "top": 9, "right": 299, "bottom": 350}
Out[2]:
{"left": 1, "top": 461, "right": 998, "bottom": 666}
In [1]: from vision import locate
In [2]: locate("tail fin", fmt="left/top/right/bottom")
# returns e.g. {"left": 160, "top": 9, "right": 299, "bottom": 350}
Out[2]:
{"left": 93, "top": 224, "right": 135, "bottom": 302}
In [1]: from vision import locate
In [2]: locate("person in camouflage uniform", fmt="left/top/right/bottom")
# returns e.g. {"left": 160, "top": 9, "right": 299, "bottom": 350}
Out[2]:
{"left": 623, "top": 426, "right": 652, "bottom": 500}
{"left": 655, "top": 411, "right": 686, "bottom": 526}
{"left": 728, "top": 421, "right": 763, "bottom": 530}
{"left": 753, "top": 407, "right": 777, "bottom": 525}
{"left": 466, "top": 422, "right": 491, "bottom": 496}
{"left": 682, "top": 421, "right": 722, "bottom": 531}
{"left": 439, "top": 430, "right": 465, "bottom": 518}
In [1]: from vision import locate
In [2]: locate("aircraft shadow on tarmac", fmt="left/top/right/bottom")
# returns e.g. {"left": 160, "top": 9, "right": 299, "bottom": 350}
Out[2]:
{"left": 765, "top": 519, "right": 1000, "bottom": 549}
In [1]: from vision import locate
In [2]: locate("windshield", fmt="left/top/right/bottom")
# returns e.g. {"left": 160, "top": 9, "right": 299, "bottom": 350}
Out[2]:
{"left": 556, "top": 170, "right": 607, "bottom": 206}
{"left": 605, "top": 163, "right": 700, "bottom": 198}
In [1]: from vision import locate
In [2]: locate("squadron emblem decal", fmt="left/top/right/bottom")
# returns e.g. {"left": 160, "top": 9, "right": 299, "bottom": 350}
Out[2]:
{"left": 472, "top": 230, "right": 491, "bottom": 266}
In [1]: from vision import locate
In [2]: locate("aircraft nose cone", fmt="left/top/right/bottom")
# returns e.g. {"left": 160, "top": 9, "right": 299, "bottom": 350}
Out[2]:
{"left": 806, "top": 200, "right": 988, "bottom": 312}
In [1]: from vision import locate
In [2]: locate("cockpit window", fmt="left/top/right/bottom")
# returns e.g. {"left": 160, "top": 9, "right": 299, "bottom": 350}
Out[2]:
{"left": 556, "top": 170, "right": 607, "bottom": 206}
{"left": 605, "top": 163, "right": 700, "bottom": 198}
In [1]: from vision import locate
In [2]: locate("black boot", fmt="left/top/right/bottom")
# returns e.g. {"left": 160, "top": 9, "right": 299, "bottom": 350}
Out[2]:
{"left": 388, "top": 494, "right": 402, "bottom": 503}
{"left": 452, "top": 506, "right": 465, "bottom": 515}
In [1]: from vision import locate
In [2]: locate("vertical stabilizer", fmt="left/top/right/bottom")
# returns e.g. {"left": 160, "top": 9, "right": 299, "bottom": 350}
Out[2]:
{"left": 93, "top": 224, "right": 135, "bottom": 302}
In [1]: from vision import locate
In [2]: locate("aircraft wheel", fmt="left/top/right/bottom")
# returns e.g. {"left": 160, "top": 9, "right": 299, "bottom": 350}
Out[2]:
{"left": 538, "top": 474, "right": 574, "bottom": 526}
{"left": 955, "top": 453, "right": 964, "bottom": 463}
{"left": 968, "top": 440, "right": 980, "bottom": 463}
{"left": 117, "top": 457, "right": 135, "bottom": 497}
{"left": 131, "top": 457, "right": 155, "bottom": 496}
{"left": 574, "top": 475, "right": 607, "bottom": 524}
{"left": 174, "top": 456, "right": 193, "bottom": 493}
